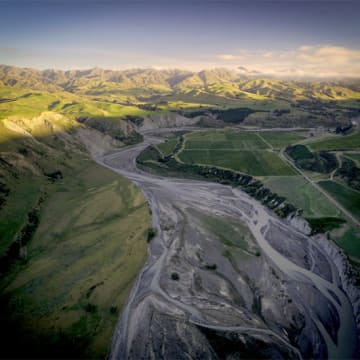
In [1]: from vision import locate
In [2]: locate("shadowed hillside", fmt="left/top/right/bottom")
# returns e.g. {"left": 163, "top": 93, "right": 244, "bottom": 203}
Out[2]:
{"left": 0, "top": 112, "right": 150, "bottom": 358}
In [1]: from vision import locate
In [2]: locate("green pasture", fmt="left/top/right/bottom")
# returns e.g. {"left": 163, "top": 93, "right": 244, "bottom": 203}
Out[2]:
{"left": 343, "top": 153, "right": 360, "bottom": 166}
{"left": 184, "top": 131, "right": 269, "bottom": 150}
{"left": 263, "top": 176, "right": 340, "bottom": 218}
{"left": 308, "top": 131, "right": 360, "bottom": 151}
{"left": 257, "top": 131, "right": 306, "bottom": 149}
{"left": 319, "top": 180, "right": 360, "bottom": 220}
{"left": 156, "top": 139, "right": 179, "bottom": 156}
{"left": 179, "top": 149, "right": 294, "bottom": 176}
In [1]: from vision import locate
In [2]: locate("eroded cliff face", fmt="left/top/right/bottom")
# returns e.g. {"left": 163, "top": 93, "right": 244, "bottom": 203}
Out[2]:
{"left": 75, "top": 127, "right": 123, "bottom": 157}
{"left": 287, "top": 214, "right": 312, "bottom": 235}
{"left": 140, "top": 113, "right": 199, "bottom": 130}
{"left": 286, "top": 214, "right": 360, "bottom": 345}
{"left": 100, "top": 137, "right": 359, "bottom": 360}
{"left": 315, "top": 234, "right": 360, "bottom": 341}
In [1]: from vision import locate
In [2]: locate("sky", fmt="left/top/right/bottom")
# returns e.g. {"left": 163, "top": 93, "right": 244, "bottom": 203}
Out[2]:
{"left": 0, "top": 0, "right": 359, "bottom": 78}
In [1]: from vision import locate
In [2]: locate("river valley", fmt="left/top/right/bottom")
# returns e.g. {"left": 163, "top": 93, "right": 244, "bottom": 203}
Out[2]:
{"left": 98, "top": 132, "right": 359, "bottom": 359}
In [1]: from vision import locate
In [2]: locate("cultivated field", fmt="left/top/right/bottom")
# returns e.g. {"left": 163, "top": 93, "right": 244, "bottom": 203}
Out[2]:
{"left": 185, "top": 131, "right": 270, "bottom": 150}
{"left": 257, "top": 131, "right": 306, "bottom": 149}
{"left": 344, "top": 153, "right": 360, "bottom": 166}
{"left": 263, "top": 176, "right": 340, "bottom": 218}
{"left": 331, "top": 225, "right": 360, "bottom": 259}
{"left": 178, "top": 131, "right": 295, "bottom": 176}
{"left": 308, "top": 131, "right": 360, "bottom": 151}
{"left": 179, "top": 149, "right": 295, "bottom": 176}
{"left": 319, "top": 180, "right": 360, "bottom": 220}
{"left": 156, "top": 139, "right": 179, "bottom": 156}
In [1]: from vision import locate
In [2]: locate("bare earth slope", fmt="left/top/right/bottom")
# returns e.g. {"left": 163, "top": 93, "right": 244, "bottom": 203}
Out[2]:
{"left": 98, "top": 133, "right": 359, "bottom": 359}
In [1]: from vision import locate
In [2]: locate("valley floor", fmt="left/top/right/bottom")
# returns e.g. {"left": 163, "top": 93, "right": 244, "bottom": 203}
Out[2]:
{"left": 99, "top": 132, "right": 359, "bottom": 359}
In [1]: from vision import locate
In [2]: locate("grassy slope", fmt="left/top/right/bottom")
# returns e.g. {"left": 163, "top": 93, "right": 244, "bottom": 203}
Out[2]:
{"left": 1, "top": 77, "right": 359, "bottom": 134}
{"left": 2, "top": 67, "right": 360, "bottom": 132}
{"left": 0, "top": 84, "right": 151, "bottom": 122}
{"left": 0, "top": 112, "right": 150, "bottom": 357}
{"left": 1, "top": 162, "right": 150, "bottom": 358}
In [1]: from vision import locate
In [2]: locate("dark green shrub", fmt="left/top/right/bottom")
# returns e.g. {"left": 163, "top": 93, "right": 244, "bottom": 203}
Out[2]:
{"left": 147, "top": 228, "right": 156, "bottom": 242}
{"left": 171, "top": 272, "right": 179, "bottom": 281}
{"left": 205, "top": 264, "right": 217, "bottom": 270}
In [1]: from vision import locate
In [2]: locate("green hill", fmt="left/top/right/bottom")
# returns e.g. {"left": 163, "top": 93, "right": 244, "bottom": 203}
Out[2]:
{"left": 0, "top": 108, "right": 150, "bottom": 358}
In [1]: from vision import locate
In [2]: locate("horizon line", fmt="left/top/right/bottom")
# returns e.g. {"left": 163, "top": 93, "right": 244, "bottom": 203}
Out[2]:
{"left": 1, "top": 63, "right": 360, "bottom": 81}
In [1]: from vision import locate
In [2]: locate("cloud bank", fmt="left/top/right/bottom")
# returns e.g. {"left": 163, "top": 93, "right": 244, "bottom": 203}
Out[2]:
{"left": 216, "top": 45, "right": 360, "bottom": 78}
{"left": 1, "top": 45, "right": 359, "bottom": 79}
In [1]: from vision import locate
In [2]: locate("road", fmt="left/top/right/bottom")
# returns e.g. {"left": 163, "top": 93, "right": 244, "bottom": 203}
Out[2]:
{"left": 97, "top": 133, "right": 359, "bottom": 359}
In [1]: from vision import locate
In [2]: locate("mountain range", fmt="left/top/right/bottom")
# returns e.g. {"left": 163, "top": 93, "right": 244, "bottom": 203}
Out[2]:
{"left": 1, "top": 65, "right": 360, "bottom": 102}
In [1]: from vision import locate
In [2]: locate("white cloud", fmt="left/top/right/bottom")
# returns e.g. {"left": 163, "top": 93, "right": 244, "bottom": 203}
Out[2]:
{"left": 297, "top": 45, "right": 360, "bottom": 66}
{"left": 217, "top": 54, "right": 245, "bottom": 61}
{"left": 3, "top": 44, "right": 359, "bottom": 78}
{"left": 263, "top": 51, "right": 274, "bottom": 58}
{"left": 297, "top": 45, "right": 314, "bottom": 52}
{"left": 213, "top": 45, "right": 360, "bottom": 78}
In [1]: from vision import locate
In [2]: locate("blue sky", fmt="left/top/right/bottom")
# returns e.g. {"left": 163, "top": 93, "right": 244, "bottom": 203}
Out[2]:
{"left": 0, "top": 0, "right": 359, "bottom": 77}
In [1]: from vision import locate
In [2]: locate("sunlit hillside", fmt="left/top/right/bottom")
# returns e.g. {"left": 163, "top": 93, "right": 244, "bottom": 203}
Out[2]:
{"left": 1, "top": 65, "right": 359, "bottom": 132}
{"left": 1, "top": 65, "right": 360, "bottom": 101}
